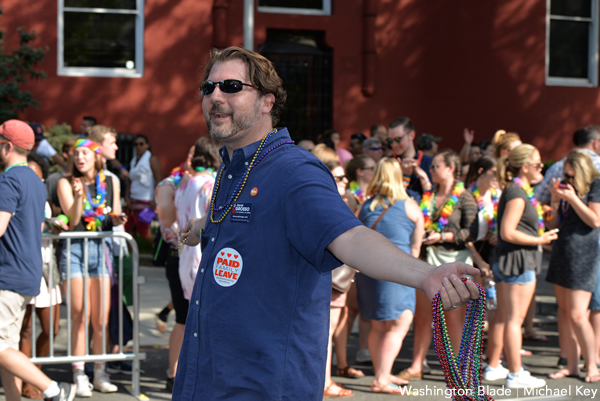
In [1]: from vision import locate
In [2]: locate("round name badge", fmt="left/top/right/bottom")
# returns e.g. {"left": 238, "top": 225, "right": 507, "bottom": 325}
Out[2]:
{"left": 213, "top": 247, "right": 243, "bottom": 287}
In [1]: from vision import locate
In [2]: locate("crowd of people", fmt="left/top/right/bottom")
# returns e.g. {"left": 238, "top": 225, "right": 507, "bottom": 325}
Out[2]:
{"left": 308, "top": 120, "right": 600, "bottom": 396}
{"left": 2, "top": 46, "right": 600, "bottom": 401}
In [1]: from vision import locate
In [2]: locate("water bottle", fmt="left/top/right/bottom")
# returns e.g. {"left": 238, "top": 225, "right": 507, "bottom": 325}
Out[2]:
{"left": 485, "top": 279, "right": 497, "bottom": 310}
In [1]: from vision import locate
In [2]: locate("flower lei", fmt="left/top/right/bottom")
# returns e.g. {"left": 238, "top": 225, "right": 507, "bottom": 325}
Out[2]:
{"left": 512, "top": 177, "right": 545, "bottom": 235}
{"left": 195, "top": 166, "right": 216, "bottom": 178}
{"left": 348, "top": 180, "right": 364, "bottom": 203}
{"left": 82, "top": 172, "right": 107, "bottom": 231}
{"left": 169, "top": 166, "right": 184, "bottom": 189}
{"left": 433, "top": 278, "right": 494, "bottom": 401}
{"left": 420, "top": 182, "right": 465, "bottom": 232}
{"left": 470, "top": 183, "right": 498, "bottom": 234}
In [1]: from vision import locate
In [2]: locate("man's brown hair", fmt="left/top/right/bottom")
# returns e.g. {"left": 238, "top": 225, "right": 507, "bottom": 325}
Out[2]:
{"left": 202, "top": 47, "right": 287, "bottom": 126}
{"left": 88, "top": 125, "right": 117, "bottom": 145}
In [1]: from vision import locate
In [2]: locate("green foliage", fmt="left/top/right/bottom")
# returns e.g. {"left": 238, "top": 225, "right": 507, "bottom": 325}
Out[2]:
{"left": 0, "top": 7, "right": 48, "bottom": 123}
{"left": 43, "top": 122, "right": 77, "bottom": 173}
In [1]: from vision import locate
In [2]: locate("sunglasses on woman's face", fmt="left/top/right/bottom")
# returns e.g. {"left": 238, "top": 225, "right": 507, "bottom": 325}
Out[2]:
{"left": 199, "top": 79, "right": 254, "bottom": 96}
{"left": 334, "top": 175, "right": 346, "bottom": 182}
{"left": 564, "top": 172, "right": 575, "bottom": 181}
{"left": 529, "top": 162, "right": 544, "bottom": 170}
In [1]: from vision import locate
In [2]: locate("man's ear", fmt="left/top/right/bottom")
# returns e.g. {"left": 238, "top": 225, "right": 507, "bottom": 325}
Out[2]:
{"left": 262, "top": 93, "right": 275, "bottom": 115}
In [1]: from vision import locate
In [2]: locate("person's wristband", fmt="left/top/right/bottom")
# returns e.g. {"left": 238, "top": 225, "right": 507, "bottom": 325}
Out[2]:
{"left": 120, "top": 165, "right": 127, "bottom": 170}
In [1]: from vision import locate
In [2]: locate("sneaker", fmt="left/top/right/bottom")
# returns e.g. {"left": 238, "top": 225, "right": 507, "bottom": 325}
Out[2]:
{"left": 74, "top": 373, "right": 93, "bottom": 398}
{"left": 93, "top": 370, "right": 118, "bottom": 393}
{"left": 483, "top": 364, "right": 509, "bottom": 381}
{"left": 356, "top": 348, "right": 372, "bottom": 363}
{"left": 106, "top": 361, "right": 133, "bottom": 375}
{"left": 505, "top": 368, "right": 546, "bottom": 388}
{"left": 46, "top": 382, "right": 76, "bottom": 401}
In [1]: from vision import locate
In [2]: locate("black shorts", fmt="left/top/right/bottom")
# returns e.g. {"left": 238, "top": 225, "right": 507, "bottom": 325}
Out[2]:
{"left": 165, "top": 246, "right": 189, "bottom": 325}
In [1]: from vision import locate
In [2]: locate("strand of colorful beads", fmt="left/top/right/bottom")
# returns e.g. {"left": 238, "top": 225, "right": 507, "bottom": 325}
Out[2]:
{"left": 432, "top": 278, "right": 494, "bottom": 401}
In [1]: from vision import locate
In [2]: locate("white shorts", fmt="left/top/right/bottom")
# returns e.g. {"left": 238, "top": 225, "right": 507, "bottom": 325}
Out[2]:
{"left": 0, "top": 290, "right": 32, "bottom": 352}
{"left": 29, "top": 277, "right": 62, "bottom": 308}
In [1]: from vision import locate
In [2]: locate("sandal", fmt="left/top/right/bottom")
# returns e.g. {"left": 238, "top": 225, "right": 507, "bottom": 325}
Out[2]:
{"left": 396, "top": 368, "right": 423, "bottom": 381}
{"left": 523, "top": 332, "right": 549, "bottom": 342}
{"left": 324, "top": 382, "right": 354, "bottom": 398}
{"left": 336, "top": 366, "right": 365, "bottom": 378}
{"left": 21, "top": 383, "right": 44, "bottom": 399}
{"left": 549, "top": 369, "right": 579, "bottom": 380}
{"left": 371, "top": 380, "right": 405, "bottom": 394}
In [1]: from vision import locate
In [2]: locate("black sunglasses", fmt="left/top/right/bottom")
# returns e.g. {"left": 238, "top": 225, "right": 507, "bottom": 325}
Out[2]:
{"left": 199, "top": 79, "right": 254, "bottom": 96}
{"left": 564, "top": 172, "right": 575, "bottom": 180}
{"left": 386, "top": 135, "right": 407, "bottom": 144}
{"left": 334, "top": 175, "right": 346, "bottom": 182}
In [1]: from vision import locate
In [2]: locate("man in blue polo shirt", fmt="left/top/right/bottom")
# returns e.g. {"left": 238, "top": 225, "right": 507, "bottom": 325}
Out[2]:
{"left": 175, "top": 47, "right": 480, "bottom": 400}
{"left": 0, "top": 120, "right": 75, "bottom": 401}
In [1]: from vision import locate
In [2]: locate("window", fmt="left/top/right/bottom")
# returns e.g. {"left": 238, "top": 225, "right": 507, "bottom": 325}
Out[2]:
{"left": 58, "top": 0, "right": 144, "bottom": 78}
{"left": 258, "top": 0, "right": 331, "bottom": 16}
{"left": 546, "top": 0, "right": 598, "bottom": 86}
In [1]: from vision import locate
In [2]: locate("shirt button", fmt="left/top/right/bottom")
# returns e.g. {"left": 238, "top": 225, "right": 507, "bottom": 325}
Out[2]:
{"left": 194, "top": 332, "right": 198, "bottom": 337}
{"left": 200, "top": 268, "right": 204, "bottom": 273}
{"left": 228, "top": 174, "right": 232, "bottom": 179}
{"left": 211, "top": 237, "right": 215, "bottom": 242}
{"left": 196, "top": 300, "right": 199, "bottom": 305}
{"left": 245, "top": 162, "right": 249, "bottom": 166}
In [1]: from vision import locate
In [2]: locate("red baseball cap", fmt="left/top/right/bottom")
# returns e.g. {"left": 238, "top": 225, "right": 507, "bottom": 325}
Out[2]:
{"left": 0, "top": 120, "right": 35, "bottom": 151}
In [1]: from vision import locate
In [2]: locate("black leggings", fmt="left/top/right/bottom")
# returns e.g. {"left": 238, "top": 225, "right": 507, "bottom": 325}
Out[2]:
{"left": 165, "top": 246, "right": 189, "bottom": 325}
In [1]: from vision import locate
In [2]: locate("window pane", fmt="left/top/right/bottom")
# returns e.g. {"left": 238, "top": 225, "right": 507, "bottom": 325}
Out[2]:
{"left": 550, "top": 0, "right": 591, "bottom": 17}
{"left": 64, "top": 12, "right": 135, "bottom": 68}
{"left": 258, "top": 0, "right": 324, "bottom": 10}
{"left": 65, "top": 0, "right": 136, "bottom": 10}
{"left": 549, "top": 20, "right": 589, "bottom": 78}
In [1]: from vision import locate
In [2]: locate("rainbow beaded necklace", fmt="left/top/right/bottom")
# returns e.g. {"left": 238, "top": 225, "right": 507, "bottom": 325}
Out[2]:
{"left": 82, "top": 171, "right": 107, "bottom": 231}
{"left": 470, "top": 182, "right": 498, "bottom": 234}
{"left": 512, "top": 177, "right": 545, "bottom": 235}
{"left": 209, "top": 129, "right": 294, "bottom": 223}
{"left": 432, "top": 278, "right": 494, "bottom": 401}
{"left": 420, "top": 182, "right": 465, "bottom": 232}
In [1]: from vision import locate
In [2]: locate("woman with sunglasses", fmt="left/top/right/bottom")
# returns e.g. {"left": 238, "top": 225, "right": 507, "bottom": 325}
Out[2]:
{"left": 344, "top": 155, "right": 376, "bottom": 212}
{"left": 311, "top": 146, "right": 361, "bottom": 398}
{"left": 125, "top": 134, "right": 162, "bottom": 246}
{"left": 493, "top": 144, "right": 557, "bottom": 389}
{"left": 464, "top": 156, "right": 508, "bottom": 380}
{"left": 56, "top": 139, "right": 125, "bottom": 396}
{"left": 356, "top": 158, "right": 423, "bottom": 394}
{"left": 399, "top": 150, "right": 478, "bottom": 382}
{"left": 545, "top": 149, "right": 600, "bottom": 382}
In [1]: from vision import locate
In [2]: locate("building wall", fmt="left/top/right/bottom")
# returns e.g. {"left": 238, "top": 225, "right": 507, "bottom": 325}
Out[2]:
{"left": 7, "top": 0, "right": 599, "bottom": 173}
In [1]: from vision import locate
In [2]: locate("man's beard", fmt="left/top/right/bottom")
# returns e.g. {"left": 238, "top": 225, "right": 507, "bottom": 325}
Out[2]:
{"left": 205, "top": 100, "right": 262, "bottom": 141}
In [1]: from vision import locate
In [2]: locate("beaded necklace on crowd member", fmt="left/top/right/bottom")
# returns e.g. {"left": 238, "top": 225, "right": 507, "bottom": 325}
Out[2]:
{"left": 4, "top": 161, "right": 29, "bottom": 172}
{"left": 512, "top": 176, "right": 545, "bottom": 235}
{"left": 432, "top": 278, "right": 493, "bottom": 401}
{"left": 469, "top": 182, "right": 498, "bottom": 234}
{"left": 82, "top": 171, "right": 108, "bottom": 231}
{"left": 420, "top": 181, "right": 465, "bottom": 232}
{"left": 209, "top": 129, "right": 295, "bottom": 224}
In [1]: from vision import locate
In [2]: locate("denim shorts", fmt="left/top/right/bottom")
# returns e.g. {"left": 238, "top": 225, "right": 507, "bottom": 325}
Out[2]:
{"left": 590, "top": 274, "right": 600, "bottom": 310}
{"left": 492, "top": 262, "right": 536, "bottom": 285}
{"left": 60, "top": 238, "right": 112, "bottom": 279}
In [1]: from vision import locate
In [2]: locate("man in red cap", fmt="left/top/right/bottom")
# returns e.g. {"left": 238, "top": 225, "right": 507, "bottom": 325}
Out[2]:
{"left": 0, "top": 119, "right": 76, "bottom": 400}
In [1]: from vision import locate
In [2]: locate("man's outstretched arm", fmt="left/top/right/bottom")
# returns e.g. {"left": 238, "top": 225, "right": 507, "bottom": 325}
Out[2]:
{"left": 327, "top": 225, "right": 480, "bottom": 309}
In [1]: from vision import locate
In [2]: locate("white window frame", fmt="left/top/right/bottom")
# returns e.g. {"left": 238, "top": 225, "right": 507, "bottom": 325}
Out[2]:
{"left": 57, "top": 0, "right": 145, "bottom": 78}
{"left": 257, "top": 0, "right": 331, "bottom": 16}
{"left": 546, "top": 0, "right": 599, "bottom": 87}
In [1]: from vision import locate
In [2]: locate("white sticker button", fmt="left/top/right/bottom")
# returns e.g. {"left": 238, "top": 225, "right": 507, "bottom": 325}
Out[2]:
{"left": 213, "top": 247, "right": 243, "bottom": 287}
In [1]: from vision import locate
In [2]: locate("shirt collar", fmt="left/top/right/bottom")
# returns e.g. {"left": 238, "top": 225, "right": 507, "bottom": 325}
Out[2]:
{"left": 219, "top": 128, "right": 291, "bottom": 169}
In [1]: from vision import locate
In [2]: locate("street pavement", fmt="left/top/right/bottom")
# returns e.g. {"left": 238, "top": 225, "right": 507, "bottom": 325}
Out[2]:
{"left": 1, "top": 253, "right": 598, "bottom": 400}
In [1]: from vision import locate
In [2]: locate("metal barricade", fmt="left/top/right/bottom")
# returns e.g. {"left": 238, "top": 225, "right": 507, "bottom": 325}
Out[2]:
{"left": 35, "top": 231, "right": 145, "bottom": 399}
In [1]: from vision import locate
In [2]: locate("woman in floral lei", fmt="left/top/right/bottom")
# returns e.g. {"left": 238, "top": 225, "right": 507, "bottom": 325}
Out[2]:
{"left": 57, "top": 138, "right": 125, "bottom": 397}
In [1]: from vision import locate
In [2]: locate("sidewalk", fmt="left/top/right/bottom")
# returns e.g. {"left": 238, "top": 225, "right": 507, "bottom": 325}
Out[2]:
{"left": 1, "top": 254, "right": 596, "bottom": 400}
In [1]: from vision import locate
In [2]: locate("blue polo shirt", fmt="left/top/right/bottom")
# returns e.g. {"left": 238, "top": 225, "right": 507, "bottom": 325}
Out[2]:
{"left": 0, "top": 165, "right": 46, "bottom": 296}
{"left": 173, "top": 128, "right": 361, "bottom": 400}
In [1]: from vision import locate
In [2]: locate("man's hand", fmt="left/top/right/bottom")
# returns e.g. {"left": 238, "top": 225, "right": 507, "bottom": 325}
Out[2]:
{"left": 421, "top": 262, "right": 480, "bottom": 311}
{"left": 463, "top": 128, "right": 475, "bottom": 144}
{"left": 400, "top": 158, "right": 417, "bottom": 176}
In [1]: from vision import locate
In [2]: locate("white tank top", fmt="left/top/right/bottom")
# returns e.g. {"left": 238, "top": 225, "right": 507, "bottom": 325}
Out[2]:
{"left": 129, "top": 150, "right": 155, "bottom": 201}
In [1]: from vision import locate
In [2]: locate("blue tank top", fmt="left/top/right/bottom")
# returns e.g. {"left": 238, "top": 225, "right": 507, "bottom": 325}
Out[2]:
{"left": 359, "top": 198, "right": 414, "bottom": 253}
